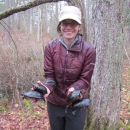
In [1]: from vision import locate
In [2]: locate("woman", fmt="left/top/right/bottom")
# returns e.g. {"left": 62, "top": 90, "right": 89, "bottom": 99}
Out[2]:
{"left": 38, "top": 6, "right": 96, "bottom": 130}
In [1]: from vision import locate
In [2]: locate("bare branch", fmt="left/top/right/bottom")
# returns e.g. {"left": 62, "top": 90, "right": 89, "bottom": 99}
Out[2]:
{"left": 0, "top": 0, "right": 69, "bottom": 20}
{"left": 0, "top": 21, "right": 18, "bottom": 55}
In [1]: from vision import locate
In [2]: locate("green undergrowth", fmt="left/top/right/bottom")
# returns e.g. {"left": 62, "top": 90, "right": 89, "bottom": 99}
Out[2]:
{"left": 0, "top": 98, "right": 8, "bottom": 112}
{"left": 23, "top": 99, "right": 32, "bottom": 110}
{"left": 0, "top": 106, "right": 7, "bottom": 112}
{"left": 120, "top": 121, "right": 130, "bottom": 130}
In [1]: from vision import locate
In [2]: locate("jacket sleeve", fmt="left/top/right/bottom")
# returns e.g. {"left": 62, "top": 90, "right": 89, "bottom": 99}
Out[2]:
{"left": 68, "top": 46, "right": 96, "bottom": 91}
{"left": 43, "top": 43, "right": 57, "bottom": 93}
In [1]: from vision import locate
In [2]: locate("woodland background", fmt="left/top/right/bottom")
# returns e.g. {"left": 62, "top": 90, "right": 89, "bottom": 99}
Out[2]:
{"left": 0, "top": 0, "right": 130, "bottom": 130}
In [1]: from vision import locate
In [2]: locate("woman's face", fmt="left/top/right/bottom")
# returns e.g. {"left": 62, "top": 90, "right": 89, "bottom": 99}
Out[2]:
{"left": 60, "top": 19, "right": 81, "bottom": 41}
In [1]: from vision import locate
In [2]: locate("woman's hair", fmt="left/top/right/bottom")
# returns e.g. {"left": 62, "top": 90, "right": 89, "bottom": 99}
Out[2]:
{"left": 57, "top": 22, "right": 61, "bottom": 33}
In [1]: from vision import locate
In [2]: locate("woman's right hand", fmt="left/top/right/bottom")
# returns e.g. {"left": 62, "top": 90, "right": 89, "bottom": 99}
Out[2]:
{"left": 36, "top": 81, "right": 50, "bottom": 98}
{"left": 31, "top": 81, "right": 50, "bottom": 102}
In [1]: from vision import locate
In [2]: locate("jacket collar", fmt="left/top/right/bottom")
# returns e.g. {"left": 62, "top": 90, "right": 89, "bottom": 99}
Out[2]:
{"left": 59, "top": 34, "right": 83, "bottom": 52}
{"left": 69, "top": 34, "right": 83, "bottom": 52}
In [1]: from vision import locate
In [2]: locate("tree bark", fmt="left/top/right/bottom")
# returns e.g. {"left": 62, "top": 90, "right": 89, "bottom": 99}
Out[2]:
{"left": 86, "top": 0, "right": 126, "bottom": 130}
{"left": 0, "top": 0, "right": 69, "bottom": 20}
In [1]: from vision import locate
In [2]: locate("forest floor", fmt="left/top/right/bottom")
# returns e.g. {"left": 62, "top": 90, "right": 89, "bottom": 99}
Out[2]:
{"left": 120, "top": 60, "right": 130, "bottom": 130}
{"left": 0, "top": 31, "right": 129, "bottom": 130}
{"left": 0, "top": 62, "right": 129, "bottom": 130}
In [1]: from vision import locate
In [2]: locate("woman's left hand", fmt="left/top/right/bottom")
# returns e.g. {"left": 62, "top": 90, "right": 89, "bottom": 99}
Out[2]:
{"left": 67, "top": 87, "right": 75, "bottom": 95}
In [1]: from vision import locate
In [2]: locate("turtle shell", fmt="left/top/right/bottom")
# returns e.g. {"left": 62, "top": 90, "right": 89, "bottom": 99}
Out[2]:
{"left": 32, "top": 83, "right": 47, "bottom": 94}
{"left": 21, "top": 91, "right": 43, "bottom": 99}
{"left": 67, "top": 90, "right": 81, "bottom": 105}
{"left": 72, "top": 98, "right": 90, "bottom": 112}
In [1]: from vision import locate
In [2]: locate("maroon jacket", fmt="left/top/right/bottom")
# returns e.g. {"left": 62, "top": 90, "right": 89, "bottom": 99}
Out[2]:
{"left": 44, "top": 34, "right": 96, "bottom": 107}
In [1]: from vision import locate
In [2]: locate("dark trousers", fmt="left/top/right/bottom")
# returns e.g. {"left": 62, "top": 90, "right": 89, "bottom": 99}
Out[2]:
{"left": 47, "top": 101, "right": 86, "bottom": 130}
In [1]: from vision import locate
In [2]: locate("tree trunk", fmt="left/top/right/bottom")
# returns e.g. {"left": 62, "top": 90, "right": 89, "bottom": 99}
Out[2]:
{"left": 37, "top": 6, "right": 42, "bottom": 42}
{"left": 86, "top": 0, "right": 126, "bottom": 130}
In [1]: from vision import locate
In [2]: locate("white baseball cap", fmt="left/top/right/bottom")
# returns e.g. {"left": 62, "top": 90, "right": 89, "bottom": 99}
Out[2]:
{"left": 59, "top": 6, "right": 81, "bottom": 24}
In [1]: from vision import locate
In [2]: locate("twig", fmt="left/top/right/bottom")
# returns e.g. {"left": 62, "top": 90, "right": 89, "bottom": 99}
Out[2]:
{"left": 0, "top": 21, "right": 18, "bottom": 59}
{"left": 124, "top": 45, "right": 130, "bottom": 65}
{"left": 38, "top": 105, "right": 45, "bottom": 110}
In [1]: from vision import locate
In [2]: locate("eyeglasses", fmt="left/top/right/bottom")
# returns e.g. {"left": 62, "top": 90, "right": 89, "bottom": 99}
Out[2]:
{"left": 61, "top": 21, "right": 79, "bottom": 28}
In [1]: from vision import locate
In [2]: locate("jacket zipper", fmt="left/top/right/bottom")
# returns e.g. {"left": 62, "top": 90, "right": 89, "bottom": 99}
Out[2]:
{"left": 63, "top": 50, "right": 68, "bottom": 91}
